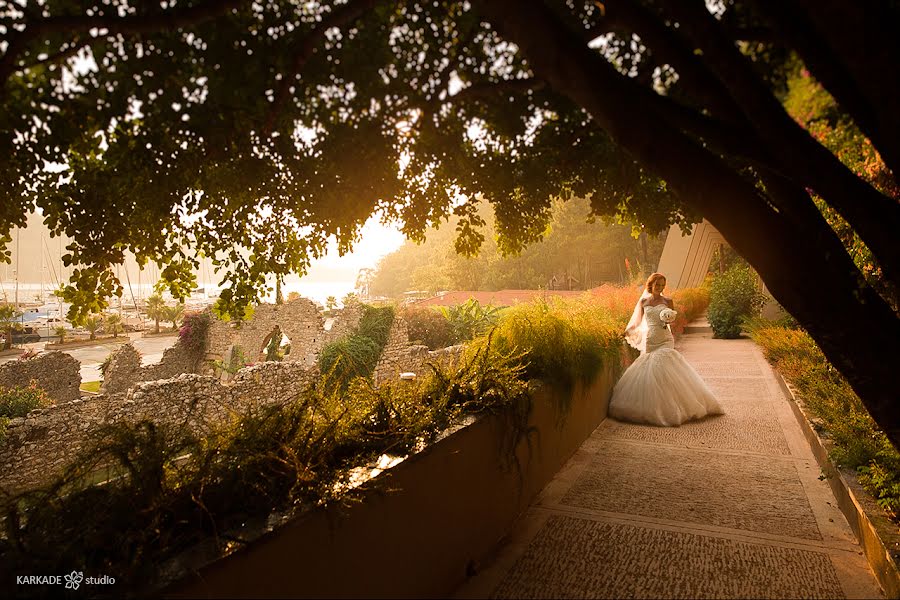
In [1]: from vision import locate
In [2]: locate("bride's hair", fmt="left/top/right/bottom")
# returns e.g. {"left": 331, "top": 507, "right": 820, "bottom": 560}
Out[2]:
{"left": 645, "top": 272, "right": 666, "bottom": 293}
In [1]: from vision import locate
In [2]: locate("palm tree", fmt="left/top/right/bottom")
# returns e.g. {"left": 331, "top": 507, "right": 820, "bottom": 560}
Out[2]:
{"left": 0, "top": 303, "right": 20, "bottom": 350}
{"left": 53, "top": 325, "right": 67, "bottom": 344}
{"left": 164, "top": 303, "right": 185, "bottom": 330}
{"left": 145, "top": 294, "right": 166, "bottom": 334}
{"left": 325, "top": 296, "right": 337, "bottom": 313}
{"left": 84, "top": 315, "right": 102, "bottom": 341}
{"left": 104, "top": 313, "right": 124, "bottom": 338}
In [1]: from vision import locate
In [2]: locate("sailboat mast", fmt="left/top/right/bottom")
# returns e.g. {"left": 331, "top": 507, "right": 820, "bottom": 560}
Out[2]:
{"left": 14, "top": 226, "right": 19, "bottom": 308}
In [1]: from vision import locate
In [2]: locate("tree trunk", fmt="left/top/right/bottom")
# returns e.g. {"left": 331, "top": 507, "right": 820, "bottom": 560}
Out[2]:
{"left": 476, "top": 0, "right": 900, "bottom": 449}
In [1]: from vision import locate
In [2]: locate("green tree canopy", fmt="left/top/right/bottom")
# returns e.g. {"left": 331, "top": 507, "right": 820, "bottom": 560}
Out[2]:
{"left": 371, "top": 196, "right": 665, "bottom": 296}
{"left": 2, "top": 2, "right": 900, "bottom": 446}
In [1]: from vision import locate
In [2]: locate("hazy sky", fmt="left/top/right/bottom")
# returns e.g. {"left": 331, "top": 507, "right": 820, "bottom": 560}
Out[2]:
{"left": 0, "top": 210, "right": 406, "bottom": 288}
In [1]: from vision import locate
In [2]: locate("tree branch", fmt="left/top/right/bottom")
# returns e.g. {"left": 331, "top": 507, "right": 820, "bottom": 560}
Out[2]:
{"left": 658, "top": 1, "right": 900, "bottom": 289}
{"left": 263, "top": 0, "right": 380, "bottom": 134}
{"left": 756, "top": 0, "right": 900, "bottom": 180}
{"left": 450, "top": 78, "right": 546, "bottom": 103}
{"left": 18, "top": 39, "right": 89, "bottom": 73}
{"left": 0, "top": 0, "right": 245, "bottom": 90}
{"left": 598, "top": 0, "right": 745, "bottom": 124}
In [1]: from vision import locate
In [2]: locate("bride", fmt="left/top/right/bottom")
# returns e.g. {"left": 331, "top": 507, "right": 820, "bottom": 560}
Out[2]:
{"left": 608, "top": 273, "right": 724, "bottom": 426}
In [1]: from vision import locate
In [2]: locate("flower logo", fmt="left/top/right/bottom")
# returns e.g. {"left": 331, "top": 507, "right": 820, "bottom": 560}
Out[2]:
{"left": 64, "top": 571, "right": 83, "bottom": 590}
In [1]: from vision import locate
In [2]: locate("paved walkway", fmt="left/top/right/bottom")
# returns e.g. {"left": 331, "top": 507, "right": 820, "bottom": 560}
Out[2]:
{"left": 454, "top": 325, "right": 883, "bottom": 599}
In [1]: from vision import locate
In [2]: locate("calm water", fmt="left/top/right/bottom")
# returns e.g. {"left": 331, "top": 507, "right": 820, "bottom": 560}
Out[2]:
{"left": 1, "top": 280, "right": 358, "bottom": 309}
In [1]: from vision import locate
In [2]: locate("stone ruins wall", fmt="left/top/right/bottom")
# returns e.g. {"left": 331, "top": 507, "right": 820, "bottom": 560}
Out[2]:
{"left": 101, "top": 340, "right": 200, "bottom": 395}
{"left": 0, "top": 351, "right": 81, "bottom": 404}
{"left": 324, "top": 300, "right": 364, "bottom": 342}
{"left": 203, "top": 316, "right": 237, "bottom": 371}
{"left": 203, "top": 298, "right": 364, "bottom": 372}
{"left": 0, "top": 300, "right": 466, "bottom": 494}
{"left": 103, "top": 298, "right": 365, "bottom": 390}
{"left": 373, "top": 316, "right": 464, "bottom": 383}
{"left": 230, "top": 299, "right": 324, "bottom": 366}
{"left": 0, "top": 361, "right": 318, "bottom": 495}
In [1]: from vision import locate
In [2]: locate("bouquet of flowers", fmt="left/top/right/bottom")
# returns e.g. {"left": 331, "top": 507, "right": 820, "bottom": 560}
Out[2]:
{"left": 659, "top": 307, "right": 677, "bottom": 324}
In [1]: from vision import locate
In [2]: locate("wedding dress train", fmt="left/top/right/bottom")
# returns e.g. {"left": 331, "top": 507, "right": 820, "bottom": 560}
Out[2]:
{"left": 609, "top": 304, "right": 724, "bottom": 426}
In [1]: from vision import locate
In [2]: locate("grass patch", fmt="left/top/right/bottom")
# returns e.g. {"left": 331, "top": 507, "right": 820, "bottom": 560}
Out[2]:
{"left": 80, "top": 381, "right": 101, "bottom": 393}
{"left": 746, "top": 317, "right": 900, "bottom": 519}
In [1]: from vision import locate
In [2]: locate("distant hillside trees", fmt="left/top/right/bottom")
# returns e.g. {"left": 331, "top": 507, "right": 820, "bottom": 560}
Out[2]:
{"left": 371, "top": 198, "right": 666, "bottom": 297}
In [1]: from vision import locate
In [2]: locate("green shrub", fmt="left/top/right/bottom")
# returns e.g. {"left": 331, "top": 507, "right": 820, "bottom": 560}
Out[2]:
{"left": 319, "top": 336, "right": 380, "bottom": 382}
{"left": 440, "top": 299, "right": 502, "bottom": 343}
{"left": 356, "top": 305, "right": 394, "bottom": 348}
{"left": 749, "top": 321, "right": 900, "bottom": 520}
{"left": 670, "top": 287, "right": 710, "bottom": 335}
{"left": 178, "top": 311, "right": 211, "bottom": 354}
{"left": 484, "top": 295, "right": 627, "bottom": 399}
{"left": 707, "top": 265, "right": 767, "bottom": 338}
{"left": 399, "top": 306, "right": 454, "bottom": 350}
{"left": 318, "top": 305, "right": 395, "bottom": 386}
{"left": 0, "top": 380, "right": 51, "bottom": 419}
{"left": 0, "top": 381, "right": 52, "bottom": 441}
{"left": 264, "top": 331, "right": 285, "bottom": 361}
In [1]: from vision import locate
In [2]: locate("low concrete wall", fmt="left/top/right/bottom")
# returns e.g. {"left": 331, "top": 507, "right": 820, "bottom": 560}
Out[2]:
{"left": 776, "top": 372, "right": 900, "bottom": 599}
{"left": 168, "top": 362, "right": 617, "bottom": 599}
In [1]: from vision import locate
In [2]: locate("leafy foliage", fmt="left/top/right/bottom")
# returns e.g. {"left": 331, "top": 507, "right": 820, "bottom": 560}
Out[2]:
{"left": 83, "top": 315, "right": 102, "bottom": 340}
{"left": 485, "top": 292, "right": 632, "bottom": 399}
{"left": 440, "top": 299, "right": 502, "bottom": 344}
{"left": 783, "top": 66, "right": 899, "bottom": 309}
{"left": 318, "top": 305, "right": 395, "bottom": 386}
{"left": 264, "top": 330, "right": 285, "bottom": 362}
{"left": 103, "top": 313, "right": 124, "bottom": 338}
{"left": 371, "top": 197, "right": 667, "bottom": 296}
{"left": 144, "top": 294, "right": 166, "bottom": 334}
{"left": 164, "top": 303, "right": 186, "bottom": 330}
{"left": 746, "top": 319, "right": 900, "bottom": 519}
{"left": 178, "top": 311, "right": 211, "bottom": 356}
{"left": 398, "top": 306, "right": 454, "bottom": 350}
{"left": 707, "top": 265, "right": 767, "bottom": 339}
{"left": 0, "top": 332, "right": 535, "bottom": 594}
{"left": 0, "top": 380, "right": 52, "bottom": 442}
{"left": 0, "top": 1, "right": 693, "bottom": 323}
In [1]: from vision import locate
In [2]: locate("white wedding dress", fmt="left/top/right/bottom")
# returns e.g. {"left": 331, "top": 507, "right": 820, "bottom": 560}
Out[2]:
{"left": 609, "top": 304, "right": 724, "bottom": 426}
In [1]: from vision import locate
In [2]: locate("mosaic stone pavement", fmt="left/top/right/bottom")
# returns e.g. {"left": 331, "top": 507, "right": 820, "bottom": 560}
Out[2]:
{"left": 453, "top": 329, "right": 883, "bottom": 599}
